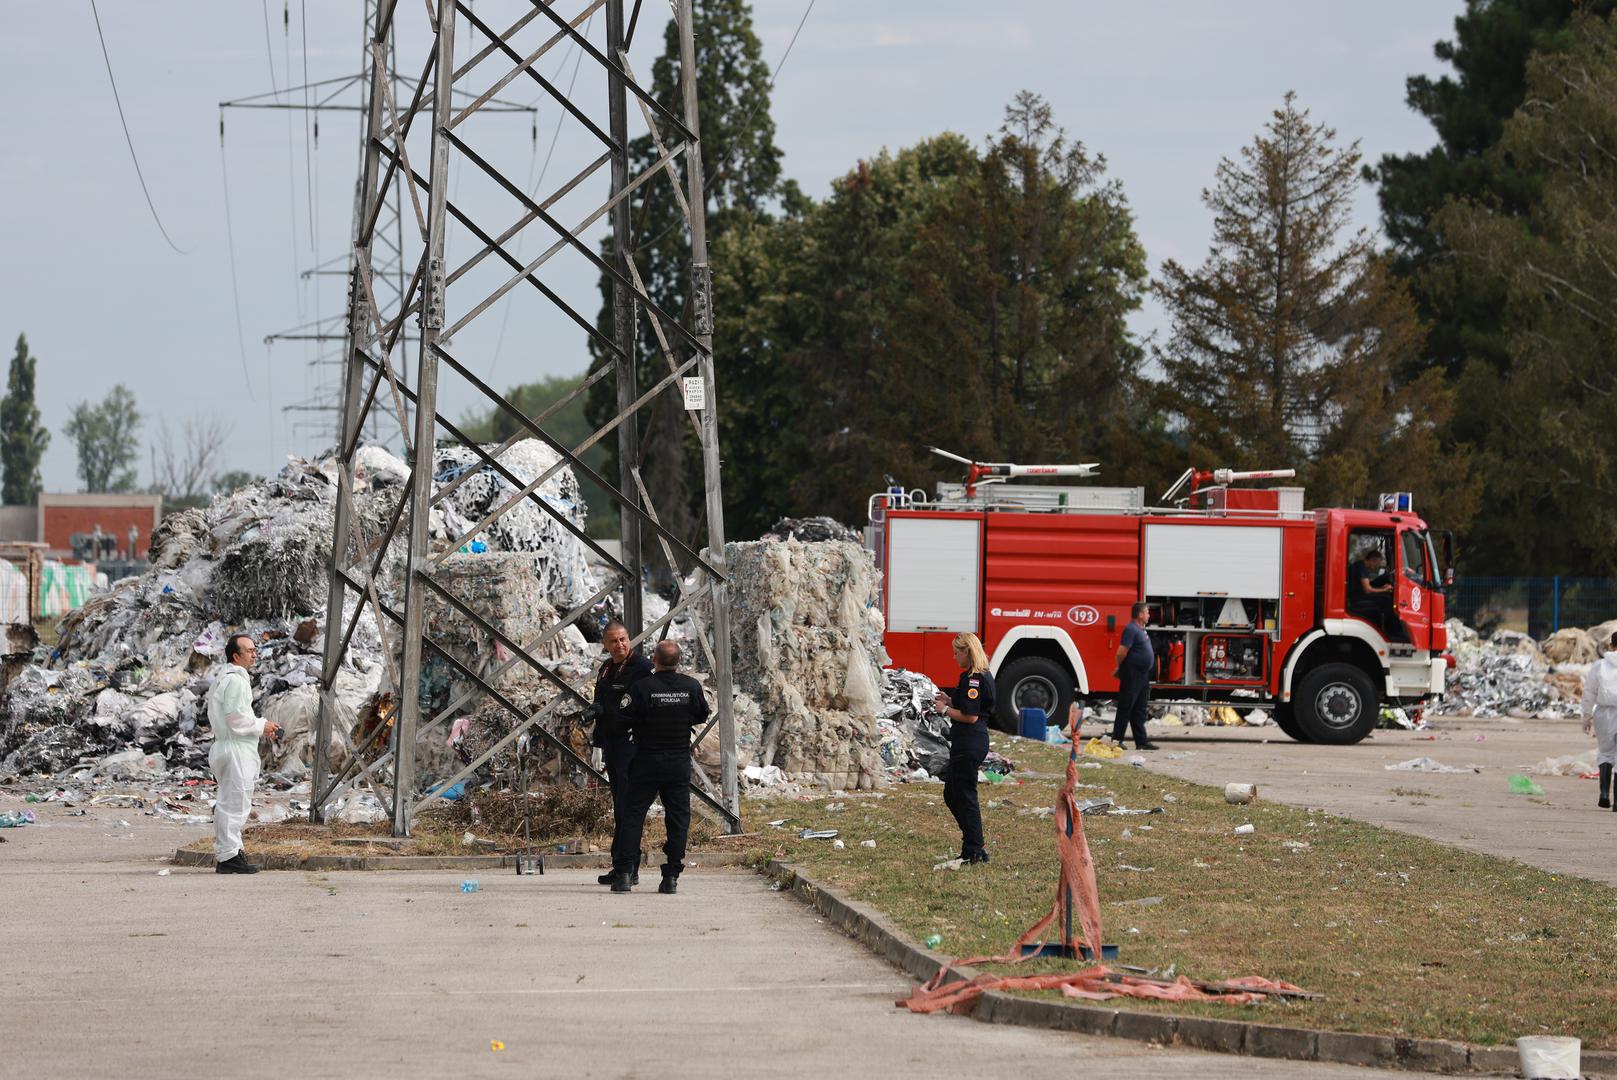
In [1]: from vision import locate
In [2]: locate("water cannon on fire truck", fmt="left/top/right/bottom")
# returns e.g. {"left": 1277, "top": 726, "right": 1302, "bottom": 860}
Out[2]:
{"left": 867, "top": 451, "right": 1455, "bottom": 747}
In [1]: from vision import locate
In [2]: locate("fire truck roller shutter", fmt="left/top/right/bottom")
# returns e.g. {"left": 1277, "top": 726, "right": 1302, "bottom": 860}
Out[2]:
{"left": 886, "top": 516, "right": 982, "bottom": 633}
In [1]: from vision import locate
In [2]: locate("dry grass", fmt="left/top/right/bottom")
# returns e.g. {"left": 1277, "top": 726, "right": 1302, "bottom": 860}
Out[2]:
{"left": 180, "top": 785, "right": 722, "bottom": 860}
{"left": 740, "top": 733, "right": 1617, "bottom": 1048}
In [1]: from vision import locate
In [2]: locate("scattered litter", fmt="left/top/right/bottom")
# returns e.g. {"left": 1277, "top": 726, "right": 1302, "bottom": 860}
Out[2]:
{"left": 1119, "top": 828, "right": 1133, "bottom": 840}
{"left": 831, "top": 839, "right": 846, "bottom": 850}
{"left": 1529, "top": 750, "right": 1598, "bottom": 777}
{"left": 0, "top": 810, "right": 36, "bottom": 827}
{"left": 1223, "top": 783, "right": 1257, "bottom": 805}
{"left": 860, "top": 840, "right": 876, "bottom": 849}
{"left": 933, "top": 857, "right": 964, "bottom": 871}
{"left": 1233, "top": 823, "right": 1255, "bottom": 835}
{"left": 799, "top": 829, "right": 838, "bottom": 840}
{"left": 1116, "top": 864, "right": 1155, "bottom": 873}
{"left": 924, "top": 933, "right": 944, "bottom": 949}
{"left": 1282, "top": 840, "right": 1311, "bottom": 851}
{"left": 1128, "top": 755, "right": 1145, "bottom": 768}
{"left": 1507, "top": 774, "right": 1546, "bottom": 797}
{"left": 1161, "top": 792, "right": 1177, "bottom": 803}
{"left": 156, "top": 868, "right": 171, "bottom": 876}
{"left": 1384, "top": 757, "right": 1477, "bottom": 774}
{"left": 766, "top": 819, "right": 787, "bottom": 828}
{"left": 489, "top": 1040, "right": 505, "bottom": 1053}
{"left": 1083, "top": 738, "right": 1123, "bottom": 760}
{"left": 460, "top": 879, "right": 481, "bottom": 893}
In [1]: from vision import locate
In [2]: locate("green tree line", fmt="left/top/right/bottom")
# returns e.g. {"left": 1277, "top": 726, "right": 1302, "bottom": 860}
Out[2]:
{"left": 461, "top": 0, "right": 1617, "bottom": 576}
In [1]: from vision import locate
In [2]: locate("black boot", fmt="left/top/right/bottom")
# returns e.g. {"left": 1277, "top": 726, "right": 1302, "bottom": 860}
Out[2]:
{"left": 598, "top": 869, "right": 639, "bottom": 886}
{"left": 216, "top": 851, "right": 261, "bottom": 874}
{"left": 658, "top": 873, "right": 678, "bottom": 894}
{"left": 1601, "top": 763, "right": 1612, "bottom": 809}
{"left": 609, "top": 870, "right": 634, "bottom": 893}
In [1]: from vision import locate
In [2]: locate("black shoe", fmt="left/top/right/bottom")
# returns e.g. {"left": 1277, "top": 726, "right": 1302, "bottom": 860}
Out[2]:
{"left": 599, "top": 870, "right": 639, "bottom": 885}
{"left": 216, "top": 852, "right": 260, "bottom": 874}
{"left": 1136, "top": 741, "right": 1161, "bottom": 751}
{"left": 1601, "top": 764, "right": 1612, "bottom": 809}
{"left": 658, "top": 875, "right": 678, "bottom": 894}
{"left": 966, "top": 850, "right": 990, "bottom": 865}
{"left": 609, "top": 871, "right": 633, "bottom": 893}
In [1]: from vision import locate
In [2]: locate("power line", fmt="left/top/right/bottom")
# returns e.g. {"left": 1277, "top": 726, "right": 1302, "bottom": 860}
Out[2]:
{"left": 217, "top": 130, "right": 257, "bottom": 401}
{"left": 301, "top": 0, "right": 317, "bottom": 249}
{"left": 88, "top": 0, "right": 188, "bottom": 254}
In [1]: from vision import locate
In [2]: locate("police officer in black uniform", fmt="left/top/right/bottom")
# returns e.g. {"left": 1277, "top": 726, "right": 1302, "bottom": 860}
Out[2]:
{"left": 932, "top": 632, "right": 996, "bottom": 865}
{"left": 591, "top": 621, "right": 654, "bottom": 887}
{"left": 610, "top": 639, "right": 709, "bottom": 894}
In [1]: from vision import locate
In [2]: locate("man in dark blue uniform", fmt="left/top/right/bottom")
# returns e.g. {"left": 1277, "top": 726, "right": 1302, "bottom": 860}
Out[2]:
{"left": 591, "top": 621, "right": 654, "bottom": 887}
{"left": 1110, "top": 601, "right": 1160, "bottom": 750}
{"left": 610, "top": 639, "right": 709, "bottom": 894}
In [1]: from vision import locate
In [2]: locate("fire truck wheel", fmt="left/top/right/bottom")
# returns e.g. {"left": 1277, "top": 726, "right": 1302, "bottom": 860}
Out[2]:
{"left": 1271, "top": 702, "right": 1309, "bottom": 742}
{"left": 993, "top": 657, "right": 1074, "bottom": 734}
{"left": 1295, "top": 663, "right": 1377, "bottom": 744}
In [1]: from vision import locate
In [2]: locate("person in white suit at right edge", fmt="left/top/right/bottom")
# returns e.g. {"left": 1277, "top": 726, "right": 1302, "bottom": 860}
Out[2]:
{"left": 1580, "top": 630, "right": 1617, "bottom": 811}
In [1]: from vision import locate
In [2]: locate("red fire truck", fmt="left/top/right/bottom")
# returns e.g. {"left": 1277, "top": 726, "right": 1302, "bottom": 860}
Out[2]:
{"left": 868, "top": 453, "right": 1454, "bottom": 744}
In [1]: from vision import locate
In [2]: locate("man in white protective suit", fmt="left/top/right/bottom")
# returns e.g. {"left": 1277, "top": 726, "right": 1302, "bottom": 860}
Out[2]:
{"left": 208, "top": 633, "right": 279, "bottom": 872}
{"left": 1580, "top": 629, "right": 1617, "bottom": 812}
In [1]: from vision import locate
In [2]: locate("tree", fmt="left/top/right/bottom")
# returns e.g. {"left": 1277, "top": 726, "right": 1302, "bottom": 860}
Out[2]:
{"left": 1367, "top": 0, "right": 1615, "bottom": 381}
{"left": 585, "top": 0, "right": 786, "bottom": 557}
{"left": 1434, "top": 11, "right": 1617, "bottom": 574}
{"left": 0, "top": 334, "right": 49, "bottom": 504}
{"left": 154, "top": 412, "right": 228, "bottom": 501}
{"left": 1155, "top": 94, "right": 1478, "bottom": 528}
{"left": 212, "top": 469, "right": 261, "bottom": 495}
{"left": 64, "top": 385, "right": 142, "bottom": 493}
{"left": 716, "top": 94, "right": 1152, "bottom": 531}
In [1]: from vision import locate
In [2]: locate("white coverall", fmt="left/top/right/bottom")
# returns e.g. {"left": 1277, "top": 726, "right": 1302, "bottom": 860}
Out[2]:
{"left": 1580, "top": 651, "right": 1617, "bottom": 768}
{"left": 207, "top": 665, "right": 264, "bottom": 861}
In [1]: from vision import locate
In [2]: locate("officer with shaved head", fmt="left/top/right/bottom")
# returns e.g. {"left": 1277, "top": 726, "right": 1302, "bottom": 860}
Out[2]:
{"left": 608, "top": 638, "right": 708, "bottom": 894}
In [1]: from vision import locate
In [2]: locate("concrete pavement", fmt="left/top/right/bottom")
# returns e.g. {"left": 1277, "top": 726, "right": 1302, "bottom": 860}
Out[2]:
{"left": 1122, "top": 711, "right": 1615, "bottom": 884}
{"left": 0, "top": 799, "right": 1445, "bottom": 1079}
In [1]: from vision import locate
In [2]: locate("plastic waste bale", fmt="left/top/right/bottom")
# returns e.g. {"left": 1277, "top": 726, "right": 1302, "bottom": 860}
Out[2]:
{"left": 721, "top": 538, "right": 890, "bottom": 789}
{"left": 1542, "top": 627, "right": 1599, "bottom": 665}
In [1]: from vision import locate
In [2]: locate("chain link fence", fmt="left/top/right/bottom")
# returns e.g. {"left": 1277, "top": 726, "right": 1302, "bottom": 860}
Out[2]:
{"left": 1445, "top": 576, "right": 1617, "bottom": 638}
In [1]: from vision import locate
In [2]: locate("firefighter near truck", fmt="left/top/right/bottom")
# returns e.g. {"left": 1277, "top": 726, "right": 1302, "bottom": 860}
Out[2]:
{"left": 869, "top": 450, "right": 1455, "bottom": 745}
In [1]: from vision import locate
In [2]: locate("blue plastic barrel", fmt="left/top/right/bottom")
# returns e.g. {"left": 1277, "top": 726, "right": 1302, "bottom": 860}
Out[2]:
{"left": 1019, "top": 707, "right": 1048, "bottom": 740}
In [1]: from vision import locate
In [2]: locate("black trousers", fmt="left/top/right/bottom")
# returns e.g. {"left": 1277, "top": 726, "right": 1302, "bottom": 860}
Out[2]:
{"left": 600, "top": 733, "right": 636, "bottom": 870}
{"left": 615, "top": 748, "right": 692, "bottom": 878}
{"left": 943, "top": 727, "right": 989, "bottom": 858}
{"left": 1112, "top": 668, "right": 1151, "bottom": 746}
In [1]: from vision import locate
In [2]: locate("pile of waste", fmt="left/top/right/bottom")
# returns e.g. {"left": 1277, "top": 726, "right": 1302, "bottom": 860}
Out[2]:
{"left": 1436, "top": 620, "right": 1596, "bottom": 719}
{"left": 0, "top": 441, "right": 603, "bottom": 794}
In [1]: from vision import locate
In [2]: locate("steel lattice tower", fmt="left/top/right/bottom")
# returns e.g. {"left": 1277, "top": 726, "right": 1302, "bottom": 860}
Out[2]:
{"left": 310, "top": 0, "right": 738, "bottom": 836}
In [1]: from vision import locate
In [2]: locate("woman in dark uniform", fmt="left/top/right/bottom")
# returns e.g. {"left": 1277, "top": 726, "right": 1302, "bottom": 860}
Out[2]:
{"left": 932, "top": 632, "right": 996, "bottom": 865}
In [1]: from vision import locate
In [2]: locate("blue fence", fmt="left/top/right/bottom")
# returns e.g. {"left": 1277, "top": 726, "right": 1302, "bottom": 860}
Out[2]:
{"left": 1444, "top": 576, "right": 1617, "bottom": 638}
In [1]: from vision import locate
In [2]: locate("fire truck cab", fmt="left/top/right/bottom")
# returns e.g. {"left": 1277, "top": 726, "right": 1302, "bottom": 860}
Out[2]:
{"left": 868, "top": 468, "right": 1451, "bottom": 745}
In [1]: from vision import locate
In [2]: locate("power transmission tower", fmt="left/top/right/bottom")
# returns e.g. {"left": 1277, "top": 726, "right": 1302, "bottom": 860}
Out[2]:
{"left": 310, "top": 0, "right": 739, "bottom": 837}
{"left": 220, "top": 1, "right": 535, "bottom": 444}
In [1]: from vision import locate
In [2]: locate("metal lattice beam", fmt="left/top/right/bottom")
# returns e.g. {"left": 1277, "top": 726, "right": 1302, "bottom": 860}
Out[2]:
{"left": 313, "top": 0, "right": 738, "bottom": 836}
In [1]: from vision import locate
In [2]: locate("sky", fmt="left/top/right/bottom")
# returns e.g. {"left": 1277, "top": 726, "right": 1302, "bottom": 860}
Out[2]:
{"left": 1, "top": 1, "right": 1460, "bottom": 493}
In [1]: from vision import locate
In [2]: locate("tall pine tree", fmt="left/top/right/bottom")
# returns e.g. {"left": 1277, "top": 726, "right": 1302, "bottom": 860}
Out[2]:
{"left": 1367, "top": 0, "right": 1616, "bottom": 381}
{"left": 1435, "top": 12, "right": 1617, "bottom": 574}
{"left": 1156, "top": 95, "right": 1477, "bottom": 528}
{"left": 0, "top": 334, "right": 49, "bottom": 505}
